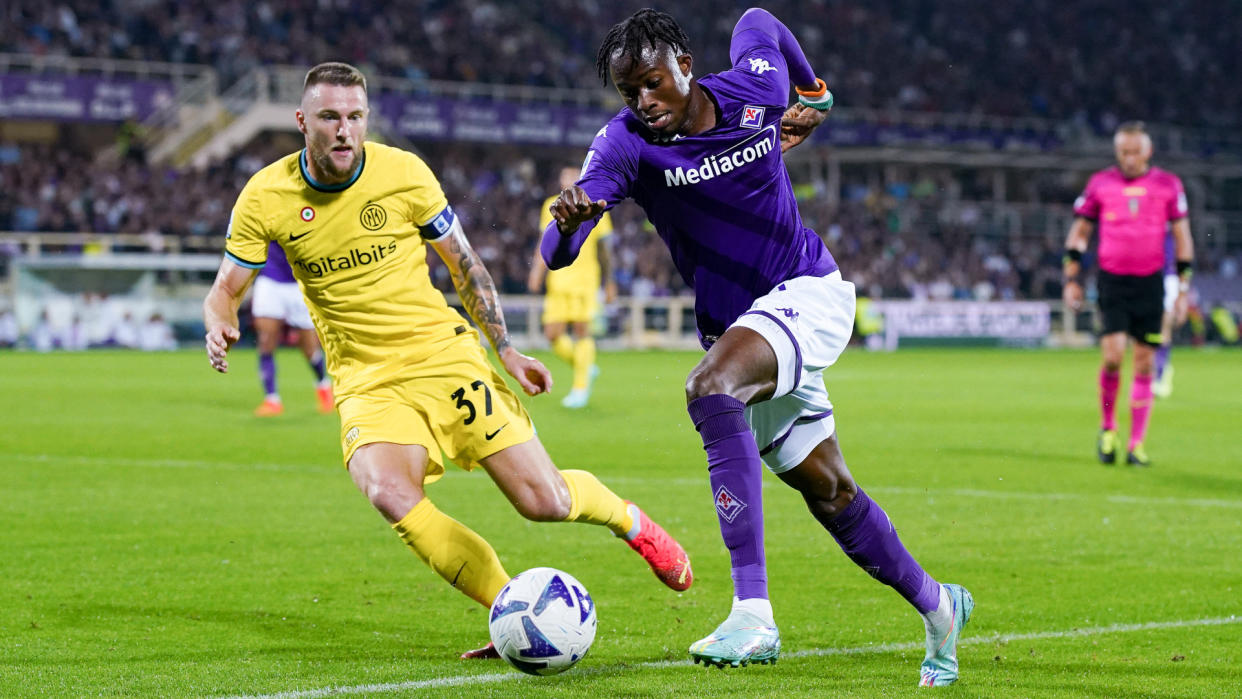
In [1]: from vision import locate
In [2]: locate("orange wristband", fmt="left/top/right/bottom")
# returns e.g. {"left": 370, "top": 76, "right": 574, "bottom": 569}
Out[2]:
{"left": 795, "top": 78, "right": 828, "bottom": 99}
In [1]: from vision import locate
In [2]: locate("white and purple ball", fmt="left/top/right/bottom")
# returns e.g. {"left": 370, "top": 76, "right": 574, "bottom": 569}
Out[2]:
{"left": 488, "top": 567, "right": 597, "bottom": 675}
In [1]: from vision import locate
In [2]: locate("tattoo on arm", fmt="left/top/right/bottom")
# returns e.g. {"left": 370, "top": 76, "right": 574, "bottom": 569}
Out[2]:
{"left": 444, "top": 232, "right": 511, "bottom": 353}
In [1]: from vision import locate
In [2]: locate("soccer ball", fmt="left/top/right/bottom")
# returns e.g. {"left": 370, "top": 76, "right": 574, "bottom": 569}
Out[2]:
{"left": 488, "top": 567, "right": 597, "bottom": 675}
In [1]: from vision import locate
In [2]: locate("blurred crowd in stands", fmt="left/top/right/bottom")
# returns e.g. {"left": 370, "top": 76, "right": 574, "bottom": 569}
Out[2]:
{"left": 3, "top": 0, "right": 1238, "bottom": 131}
{"left": 4, "top": 140, "right": 1240, "bottom": 307}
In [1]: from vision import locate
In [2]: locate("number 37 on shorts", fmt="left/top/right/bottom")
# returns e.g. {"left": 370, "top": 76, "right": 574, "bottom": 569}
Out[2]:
{"left": 336, "top": 347, "right": 535, "bottom": 475}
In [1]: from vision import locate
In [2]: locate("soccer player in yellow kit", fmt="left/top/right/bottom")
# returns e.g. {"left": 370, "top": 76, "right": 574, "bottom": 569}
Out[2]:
{"left": 528, "top": 166, "right": 617, "bottom": 408}
{"left": 203, "top": 63, "right": 692, "bottom": 658}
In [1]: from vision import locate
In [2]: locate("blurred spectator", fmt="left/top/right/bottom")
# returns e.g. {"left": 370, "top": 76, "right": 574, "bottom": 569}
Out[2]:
{"left": 111, "top": 311, "right": 140, "bottom": 349}
{"left": 2, "top": 0, "right": 1237, "bottom": 130}
{"left": 30, "top": 309, "right": 56, "bottom": 352}
{"left": 138, "top": 312, "right": 177, "bottom": 351}
{"left": 0, "top": 309, "right": 17, "bottom": 348}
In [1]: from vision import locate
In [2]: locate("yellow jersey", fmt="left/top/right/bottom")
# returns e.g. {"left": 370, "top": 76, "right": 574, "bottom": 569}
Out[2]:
{"left": 539, "top": 194, "right": 612, "bottom": 293}
{"left": 225, "top": 142, "right": 469, "bottom": 396}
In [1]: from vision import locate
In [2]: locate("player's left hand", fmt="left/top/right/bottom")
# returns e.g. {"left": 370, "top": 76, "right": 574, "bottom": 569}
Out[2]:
{"left": 604, "top": 280, "right": 618, "bottom": 305}
{"left": 780, "top": 104, "right": 827, "bottom": 153}
{"left": 499, "top": 346, "right": 553, "bottom": 395}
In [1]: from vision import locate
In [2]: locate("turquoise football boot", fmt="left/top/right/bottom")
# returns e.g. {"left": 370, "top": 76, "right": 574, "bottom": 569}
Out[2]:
{"left": 689, "top": 610, "right": 780, "bottom": 668}
{"left": 919, "top": 584, "right": 973, "bottom": 687}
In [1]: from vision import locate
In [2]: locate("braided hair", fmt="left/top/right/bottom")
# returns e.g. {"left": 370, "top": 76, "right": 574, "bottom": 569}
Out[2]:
{"left": 595, "top": 9, "right": 692, "bottom": 84}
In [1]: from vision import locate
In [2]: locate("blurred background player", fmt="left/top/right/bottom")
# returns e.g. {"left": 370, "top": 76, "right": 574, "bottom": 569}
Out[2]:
{"left": 1064, "top": 121, "right": 1193, "bottom": 466}
{"left": 546, "top": 9, "right": 971, "bottom": 686}
{"left": 527, "top": 165, "right": 617, "bottom": 409}
{"left": 1152, "top": 234, "right": 1184, "bottom": 398}
{"left": 204, "top": 62, "right": 692, "bottom": 658}
{"left": 251, "top": 241, "right": 333, "bottom": 416}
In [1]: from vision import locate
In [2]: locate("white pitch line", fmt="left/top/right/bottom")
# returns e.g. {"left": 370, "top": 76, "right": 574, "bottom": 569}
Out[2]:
{"left": 10, "top": 452, "right": 1242, "bottom": 510}
{"left": 221, "top": 615, "right": 1240, "bottom": 699}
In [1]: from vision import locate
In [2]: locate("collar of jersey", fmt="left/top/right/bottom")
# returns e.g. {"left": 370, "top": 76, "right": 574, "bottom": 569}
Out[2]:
{"left": 300, "top": 148, "right": 366, "bottom": 192}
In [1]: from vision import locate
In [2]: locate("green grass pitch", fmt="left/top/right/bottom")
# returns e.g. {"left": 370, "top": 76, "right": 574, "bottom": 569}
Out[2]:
{"left": 1, "top": 346, "right": 1239, "bottom": 697}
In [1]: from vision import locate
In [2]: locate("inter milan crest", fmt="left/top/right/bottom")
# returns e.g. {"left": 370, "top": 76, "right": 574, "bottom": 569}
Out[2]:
{"left": 359, "top": 202, "right": 387, "bottom": 231}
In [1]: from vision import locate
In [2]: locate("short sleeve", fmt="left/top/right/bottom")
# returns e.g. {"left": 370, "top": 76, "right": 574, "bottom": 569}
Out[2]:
{"left": 1168, "top": 176, "right": 1188, "bottom": 220}
{"left": 1073, "top": 176, "right": 1101, "bottom": 221}
{"left": 400, "top": 152, "right": 455, "bottom": 241}
{"left": 403, "top": 153, "right": 450, "bottom": 227}
{"left": 224, "top": 181, "right": 270, "bottom": 269}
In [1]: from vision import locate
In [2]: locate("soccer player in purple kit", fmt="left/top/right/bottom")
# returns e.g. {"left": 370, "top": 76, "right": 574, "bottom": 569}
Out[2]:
{"left": 251, "top": 241, "right": 334, "bottom": 416}
{"left": 1064, "top": 122, "right": 1193, "bottom": 466}
{"left": 543, "top": 8, "right": 972, "bottom": 686}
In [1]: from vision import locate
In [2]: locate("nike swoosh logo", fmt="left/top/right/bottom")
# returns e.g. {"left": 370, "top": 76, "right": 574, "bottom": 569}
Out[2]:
{"left": 484, "top": 424, "right": 508, "bottom": 440}
{"left": 290, "top": 230, "right": 312, "bottom": 241}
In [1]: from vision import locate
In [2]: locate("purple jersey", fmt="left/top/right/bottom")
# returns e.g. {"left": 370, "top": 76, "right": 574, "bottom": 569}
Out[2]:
{"left": 544, "top": 12, "right": 836, "bottom": 346}
{"left": 260, "top": 241, "right": 297, "bottom": 283}
{"left": 1163, "top": 233, "right": 1176, "bottom": 276}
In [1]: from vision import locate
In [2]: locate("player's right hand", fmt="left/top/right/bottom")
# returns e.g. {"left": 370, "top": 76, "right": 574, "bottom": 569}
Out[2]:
{"left": 499, "top": 346, "right": 553, "bottom": 396}
{"left": 1062, "top": 280, "right": 1084, "bottom": 311}
{"left": 205, "top": 324, "right": 241, "bottom": 373}
{"left": 550, "top": 185, "right": 607, "bottom": 234}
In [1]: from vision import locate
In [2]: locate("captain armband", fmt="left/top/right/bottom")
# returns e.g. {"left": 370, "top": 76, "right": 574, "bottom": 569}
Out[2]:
{"left": 418, "top": 205, "right": 457, "bottom": 242}
{"left": 796, "top": 78, "right": 835, "bottom": 111}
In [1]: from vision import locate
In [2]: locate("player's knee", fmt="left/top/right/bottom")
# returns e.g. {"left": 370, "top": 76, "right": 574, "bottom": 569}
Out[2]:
{"left": 684, "top": 365, "right": 735, "bottom": 402}
{"left": 514, "top": 488, "right": 571, "bottom": 522}
{"left": 350, "top": 462, "right": 423, "bottom": 522}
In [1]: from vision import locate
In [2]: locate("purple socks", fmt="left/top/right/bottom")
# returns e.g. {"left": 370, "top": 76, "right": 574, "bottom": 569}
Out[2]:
{"left": 259, "top": 353, "right": 277, "bottom": 396}
{"left": 689, "top": 393, "right": 940, "bottom": 616}
{"left": 1155, "top": 344, "right": 1171, "bottom": 380}
{"left": 826, "top": 488, "right": 941, "bottom": 614}
{"left": 308, "top": 351, "right": 328, "bottom": 383}
{"left": 688, "top": 394, "right": 768, "bottom": 600}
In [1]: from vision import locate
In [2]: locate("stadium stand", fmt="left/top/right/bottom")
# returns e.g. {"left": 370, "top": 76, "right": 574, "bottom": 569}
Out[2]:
{"left": 4, "top": 0, "right": 1239, "bottom": 131}
{"left": 2, "top": 1, "right": 1241, "bottom": 349}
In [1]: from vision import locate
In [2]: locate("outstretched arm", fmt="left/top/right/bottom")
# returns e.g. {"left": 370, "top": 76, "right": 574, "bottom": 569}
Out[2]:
{"left": 540, "top": 185, "right": 607, "bottom": 269}
{"left": 203, "top": 259, "right": 259, "bottom": 372}
{"left": 733, "top": 9, "right": 833, "bottom": 152}
{"left": 430, "top": 218, "right": 552, "bottom": 395}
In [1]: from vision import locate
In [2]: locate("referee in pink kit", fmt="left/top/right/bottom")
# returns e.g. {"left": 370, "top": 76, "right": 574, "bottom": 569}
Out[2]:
{"left": 1063, "top": 121, "right": 1194, "bottom": 467}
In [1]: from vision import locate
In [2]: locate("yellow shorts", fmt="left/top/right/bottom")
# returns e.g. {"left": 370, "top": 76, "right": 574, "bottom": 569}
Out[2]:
{"left": 336, "top": 334, "right": 535, "bottom": 483}
{"left": 542, "top": 289, "right": 598, "bottom": 325}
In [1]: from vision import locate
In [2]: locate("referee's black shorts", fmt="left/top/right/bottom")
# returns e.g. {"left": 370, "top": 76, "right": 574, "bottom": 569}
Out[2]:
{"left": 1097, "top": 271, "right": 1164, "bottom": 346}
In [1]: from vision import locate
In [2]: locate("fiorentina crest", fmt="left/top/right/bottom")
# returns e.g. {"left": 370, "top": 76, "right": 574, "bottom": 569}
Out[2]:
{"left": 714, "top": 485, "right": 748, "bottom": 523}
{"left": 741, "top": 105, "right": 765, "bottom": 129}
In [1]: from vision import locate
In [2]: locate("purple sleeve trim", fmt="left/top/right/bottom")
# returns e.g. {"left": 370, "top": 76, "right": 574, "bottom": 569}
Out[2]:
{"left": 731, "top": 8, "right": 818, "bottom": 88}
{"left": 743, "top": 309, "right": 803, "bottom": 382}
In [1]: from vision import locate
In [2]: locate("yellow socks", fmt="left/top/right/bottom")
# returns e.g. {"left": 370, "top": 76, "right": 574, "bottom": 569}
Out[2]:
{"left": 392, "top": 498, "right": 510, "bottom": 608}
{"left": 553, "top": 334, "right": 574, "bottom": 364}
{"left": 572, "top": 337, "right": 596, "bottom": 390}
{"left": 560, "top": 469, "right": 635, "bottom": 536}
